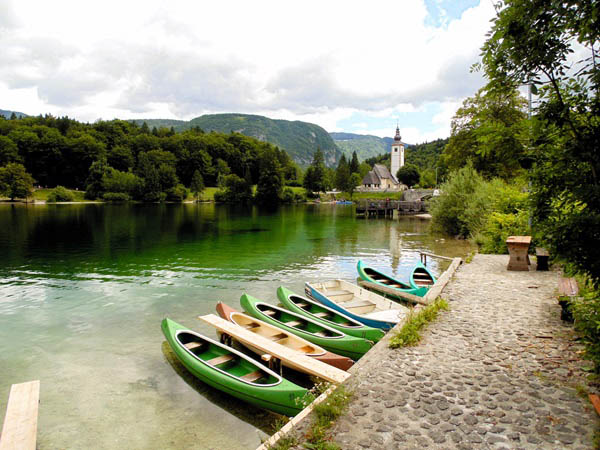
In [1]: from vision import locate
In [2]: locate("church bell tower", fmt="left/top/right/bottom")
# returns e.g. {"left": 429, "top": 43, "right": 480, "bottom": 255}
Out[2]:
{"left": 390, "top": 124, "right": 404, "bottom": 179}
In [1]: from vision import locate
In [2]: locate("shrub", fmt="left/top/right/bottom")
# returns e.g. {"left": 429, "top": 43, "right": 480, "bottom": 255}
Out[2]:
{"left": 46, "top": 186, "right": 75, "bottom": 202}
{"left": 102, "top": 192, "right": 130, "bottom": 202}
{"left": 571, "top": 283, "right": 600, "bottom": 374}
{"left": 475, "top": 210, "right": 530, "bottom": 254}
{"left": 165, "top": 184, "right": 188, "bottom": 202}
{"left": 281, "top": 187, "right": 295, "bottom": 203}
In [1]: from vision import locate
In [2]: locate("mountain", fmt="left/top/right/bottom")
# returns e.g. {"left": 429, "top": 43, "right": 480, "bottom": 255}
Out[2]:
{"left": 0, "top": 109, "right": 28, "bottom": 119}
{"left": 330, "top": 132, "right": 397, "bottom": 161}
{"left": 135, "top": 114, "right": 342, "bottom": 167}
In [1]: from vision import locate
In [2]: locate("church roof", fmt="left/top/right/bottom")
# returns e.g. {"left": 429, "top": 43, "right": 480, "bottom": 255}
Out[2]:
{"left": 362, "top": 164, "right": 399, "bottom": 185}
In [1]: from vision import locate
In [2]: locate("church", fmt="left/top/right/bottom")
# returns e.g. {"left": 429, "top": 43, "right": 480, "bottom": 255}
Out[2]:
{"left": 360, "top": 126, "right": 405, "bottom": 191}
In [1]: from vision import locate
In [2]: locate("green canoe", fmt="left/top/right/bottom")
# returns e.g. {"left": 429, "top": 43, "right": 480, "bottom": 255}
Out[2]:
{"left": 357, "top": 260, "right": 428, "bottom": 298}
{"left": 161, "top": 318, "right": 308, "bottom": 416}
{"left": 277, "top": 286, "right": 385, "bottom": 342}
{"left": 240, "top": 293, "right": 373, "bottom": 360}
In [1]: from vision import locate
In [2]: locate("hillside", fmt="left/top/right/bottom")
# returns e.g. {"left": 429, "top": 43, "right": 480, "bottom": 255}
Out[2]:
{"left": 365, "top": 138, "right": 448, "bottom": 170}
{"left": 136, "top": 114, "right": 342, "bottom": 167}
{"left": 0, "top": 109, "right": 28, "bottom": 119}
{"left": 330, "top": 132, "right": 390, "bottom": 161}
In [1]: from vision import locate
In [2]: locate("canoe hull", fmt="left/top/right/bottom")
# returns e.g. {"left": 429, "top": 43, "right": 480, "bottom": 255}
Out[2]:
{"left": 277, "top": 286, "right": 385, "bottom": 342}
{"left": 240, "top": 294, "right": 373, "bottom": 360}
{"left": 161, "top": 318, "right": 307, "bottom": 416}
{"left": 410, "top": 262, "right": 437, "bottom": 289}
{"left": 215, "top": 302, "right": 354, "bottom": 371}
{"left": 357, "top": 260, "right": 428, "bottom": 298}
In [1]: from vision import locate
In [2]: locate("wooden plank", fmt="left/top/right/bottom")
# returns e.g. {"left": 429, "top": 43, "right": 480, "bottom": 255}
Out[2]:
{"left": 506, "top": 235, "right": 532, "bottom": 244}
{"left": 357, "top": 279, "right": 429, "bottom": 306}
{"left": 240, "top": 370, "right": 263, "bottom": 382}
{"left": 198, "top": 314, "right": 350, "bottom": 384}
{"left": 558, "top": 277, "right": 579, "bottom": 297}
{"left": 589, "top": 394, "right": 600, "bottom": 417}
{"left": 0, "top": 380, "right": 40, "bottom": 450}
{"left": 206, "top": 354, "right": 234, "bottom": 366}
{"left": 184, "top": 342, "right": 203, "bottom": 350}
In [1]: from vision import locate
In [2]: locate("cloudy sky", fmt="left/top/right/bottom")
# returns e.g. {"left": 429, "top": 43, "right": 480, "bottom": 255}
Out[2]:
{"left": 0, "top": 0, "right": 496, "bottom": 142}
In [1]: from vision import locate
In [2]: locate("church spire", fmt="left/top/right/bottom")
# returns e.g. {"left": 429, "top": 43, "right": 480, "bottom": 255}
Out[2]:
{"left": 394, "top": 123, "right": 401, "bottom": 142}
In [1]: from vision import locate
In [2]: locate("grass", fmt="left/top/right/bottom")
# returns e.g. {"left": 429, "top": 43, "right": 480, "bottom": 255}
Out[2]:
{"left": 33, "top": 188, "right": 87, "bottom": 202}
{"left": 389, "top": 297, "right": 450, "bottom": 348}
{"left": 465, "top": 251, "right": 475, "bottom": 263}
{"left": 268, "top": 384, "right": 353, "bottom": 450}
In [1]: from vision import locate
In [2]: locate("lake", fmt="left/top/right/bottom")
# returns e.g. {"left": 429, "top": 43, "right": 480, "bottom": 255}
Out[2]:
{"left": 0, "top": 203, "right": 473, "bottom": 449}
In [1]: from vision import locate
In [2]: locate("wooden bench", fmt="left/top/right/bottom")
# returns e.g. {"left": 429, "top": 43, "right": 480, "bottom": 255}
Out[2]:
{"left": 341, "top": 300, "right": 373, "bottom": 309}
{"left": 536, "top": 247, "right": 550, "bottom": 271}
{"left": 558, "top": 277, "right": 579, "bottom": 322}
{"left": 206, "top": 354, "right": 234, "bottom": 366}
{"left": 240, "top": 370, "right": 264, "bottom": 382}
{"left": 0, "top": 380, "right": 40, "bottom": 450}
{"left": 313, "top": 311, "right": 330, "bottom": 318}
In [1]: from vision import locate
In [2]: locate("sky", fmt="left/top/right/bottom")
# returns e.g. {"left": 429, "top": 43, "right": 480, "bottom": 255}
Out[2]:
{"left": 0, "top": 0, "right": 496, "bottom": 143}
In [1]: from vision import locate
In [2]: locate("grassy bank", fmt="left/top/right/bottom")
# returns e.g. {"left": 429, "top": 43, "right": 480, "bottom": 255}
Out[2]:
{"left": 33, "top": 188, "right": 87, "bottom": 202}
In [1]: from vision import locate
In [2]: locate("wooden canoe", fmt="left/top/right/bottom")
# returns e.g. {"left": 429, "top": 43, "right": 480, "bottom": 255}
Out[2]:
{"left": 304, "top": 279, "right": 410, "bottom": 330}
{"left": 161, "top": 318, "right": 307, "bottom": 416}
{"left": 357, "top": 260, "right": 428, "bottom": 298}
{"left": 240, "top": 293, "right": 373, "bottom": 360}
{"left": 216, "top": 302, "right": 354, "bottom": 371}
{"left": 276, "top": 286, "right": 385, "bottom": 342}
{"left": 409, "top": 262, "right": 437, "bottom": 289}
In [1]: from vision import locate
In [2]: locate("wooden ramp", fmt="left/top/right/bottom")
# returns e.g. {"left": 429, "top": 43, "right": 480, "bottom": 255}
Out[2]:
{"left": 198, "top": 314, "right": 350, "bottom": 384}
{"left": 0, "top": 380, "right": 40, "bottom": 450}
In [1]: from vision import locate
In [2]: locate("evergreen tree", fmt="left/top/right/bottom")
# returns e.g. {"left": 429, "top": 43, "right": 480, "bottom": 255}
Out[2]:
{"left": 335, "top": 154, "right": 351, "bottom": 192}
{"left": 349, "top": 151, "right": 360, "bottom": 174}
{"left": 303, "top": 149, "right": 327, "bottom": 192}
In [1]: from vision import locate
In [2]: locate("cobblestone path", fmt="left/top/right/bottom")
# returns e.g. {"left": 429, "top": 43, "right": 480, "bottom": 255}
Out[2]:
{"left": 330, "top": 255, "right": 598, "bottom": 449}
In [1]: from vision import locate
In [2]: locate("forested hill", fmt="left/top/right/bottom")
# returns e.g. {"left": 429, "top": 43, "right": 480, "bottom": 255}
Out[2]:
{"left": 365, "top": 138, "right": 448, "bottom": 170}
{"left": 330, "top": 132, "right": 394, "bottom": 161}
{"left": 0, "top": 109, "right": 28, "bottom": 119}
{"left": 136, "top": 114, "right": 342, "bottom": 167}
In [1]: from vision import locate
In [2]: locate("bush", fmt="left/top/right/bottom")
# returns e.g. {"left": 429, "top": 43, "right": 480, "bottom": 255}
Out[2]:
{"left": 281, "top": 187, "right": 295, "bottom": 203}
{"left": 475, "top": 210, "right": 530, "bottom": 253}
{"left": 46, "top": 186, "right": 75, "bottom": 202}
{"left": 571, "top": 284, "right": 600, "bottom": 373}
{"left": 165, "top": 184, "right": 188, "bottom": 202}
{"left": 102, "top": 192, "right": 131, "bottom": 202}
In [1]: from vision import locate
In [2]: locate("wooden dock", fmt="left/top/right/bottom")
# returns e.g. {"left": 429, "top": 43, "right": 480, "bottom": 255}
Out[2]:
{"left": 355, "top": 200, "right": 427, "bottom": 217}
{"left": 0, "top": 381, "right": 40, "bottom": 450}
{"left": 198, "top": 314, "right": 350, "bottom": 384}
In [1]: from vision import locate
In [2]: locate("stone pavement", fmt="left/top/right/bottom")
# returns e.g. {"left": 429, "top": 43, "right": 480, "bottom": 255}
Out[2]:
{"left": 327, "top": 254, "right": 598, "bottom": 449}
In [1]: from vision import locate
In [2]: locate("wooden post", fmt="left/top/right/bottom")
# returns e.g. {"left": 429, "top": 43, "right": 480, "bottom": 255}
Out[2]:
{"left": 357, "top": 279, "right": 429, "bottom": 306}
{"left": 0, "top": 381, "right": 40, "bottom": 450}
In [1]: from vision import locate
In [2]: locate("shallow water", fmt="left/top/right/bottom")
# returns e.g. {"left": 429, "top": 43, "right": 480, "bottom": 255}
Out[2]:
{"left": 0, "top": 203, "right": 473, "bottom": 449}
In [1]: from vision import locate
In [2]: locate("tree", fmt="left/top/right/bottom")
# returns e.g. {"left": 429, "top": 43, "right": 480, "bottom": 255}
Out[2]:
{"left": 190, "top": 170, "right": 205, "bottom": 201}
{"left": 84, "top": 158, "right": 109, "bottom": 199}
{"left": 0, "top": 136, "right": 21, "bottom": 166}
{"left": 214, "top": 174, "right": 252, "bottom": 203}
{"left": 441, "top": 86, "right": 528, "bottom": 179}
{"left": 0, "top": 163, "right": 34, "bottom": 200}
{"left": 396, "top": 164, "right": 420, "bottom": 188}
{"left": 348, "top": 173, "right": 362, "bottom": 199}
{"left": 481, "top": 0, "right": 600, "bottom": 284}
{"left": 255, "top": 148, "right": 284, "bottom": 204}
{"left": 334, "top": 154, "right": 351, "bottom": 192}
{"left": 349, "top": 151, "right": 360, "bottom": 174}
{"left": 303, "top": 149, "right": 327, "bottom": 193}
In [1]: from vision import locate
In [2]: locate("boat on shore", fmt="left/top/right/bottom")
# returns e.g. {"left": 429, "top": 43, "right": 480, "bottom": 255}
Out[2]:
{"left": 215, "top": 302, "right": 354, "bottom": 371}
{"left": 276, "top": 286, "right": 385, "bottom": 342}
{"left": 357, "top": 260, "right": 428, "bottom": 298}
{"left": 410, "top": 262, "right": 436, "bottom": 289}
{"left": 161, "top": 318, "right": 307, "bottom": 416}
{"left": 240, "top": 293, "right": 373, "bottom": 360}
{"left": 304, "top": 279, "right": 410, "bottom": 330}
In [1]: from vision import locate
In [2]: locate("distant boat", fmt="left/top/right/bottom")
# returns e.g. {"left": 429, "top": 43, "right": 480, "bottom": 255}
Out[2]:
{"left": 276, "top": 286, "right": 385, "bottom": 342}
{"left": 357, "top": 260, "right": 429, "bottom": 298}
{"left": 215, "top": 302, "right": 354, "bottom": 371}
{"left": 240, "top": 293, "right": 373, "bottom": 360}
{"left": 161, "top": 318, "right": 307, "bottom": 416}
{"left": 336, "top": 200, "right": 353, "bottom": 204}
{"left": 304, "top": 279, "right": 410, "bottom": 330}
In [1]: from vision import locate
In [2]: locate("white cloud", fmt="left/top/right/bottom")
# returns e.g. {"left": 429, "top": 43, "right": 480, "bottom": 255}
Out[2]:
{"left": 0, "top": 0, "right": 496, "bottom": 134}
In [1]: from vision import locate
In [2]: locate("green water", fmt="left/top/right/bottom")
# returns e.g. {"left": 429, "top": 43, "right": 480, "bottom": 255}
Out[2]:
{"left": 0, "top": 203, "right": 473, "bottom": 449}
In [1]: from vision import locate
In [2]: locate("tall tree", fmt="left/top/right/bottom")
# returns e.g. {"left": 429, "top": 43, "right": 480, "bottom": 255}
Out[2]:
{"left": 481, "top": 0, "right": 600, "bottom": 283}
{"left": 349, "top": 151, "right": 360, "bottom": 174}
{"left": 255, "top": 148, "right": 284, "bottom": 204}
{"left": 190, "top": 170, "right": 205, "bottom": 201}
{"left": 303, "top": 149, "right": 327, "bottom": 193}
{"left": 334, "top": 154, "right": 351, "bottom": 191}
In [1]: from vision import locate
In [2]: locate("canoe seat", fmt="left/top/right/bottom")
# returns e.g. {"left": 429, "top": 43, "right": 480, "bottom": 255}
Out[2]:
{"left": 314, "top": 311, "right": 329, "bottom": 318}
{"left": 342, "top": 300, "right": 373, "bottom": 309}
{"left": 263, "top": 310, "right": 277, "bottom": 316}
{"left": 244, "top": 323, "right": 260, "bottom": 330}
{"left": 295, "top": 302, "right": 308, "bottom": 308}
{"left": 285, "top": 320, "right": 302, "bottom": 327}
{"left": 206, "top": 354, "right": 235, "bottom": 366}
{"left": 299, "top": 345, "right": 315, "bottom": 353}
{"left": 184, "top": 342, "right": 204, "bottom": 351}
{"left": 241, "top": 370, "right": 264, "bottom": 382}
{"left": 413, "top": 274, "right": 431, "bottom": 279}
{"left": 270, "top": 333, "right": 288, "bottom": 342}
{"left": 324, "top": 290, "right": 351, "bottom": 296}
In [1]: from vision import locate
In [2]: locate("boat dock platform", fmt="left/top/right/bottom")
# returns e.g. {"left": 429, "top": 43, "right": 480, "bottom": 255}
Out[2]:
{"left": 355, "top": 200, "right": 427, "bottom": 217}
{"left": 0, "top": 380, "right": 40, "bottom": 450}
{"left": 198, "top": 314, "right": 350, "bottom": 384}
